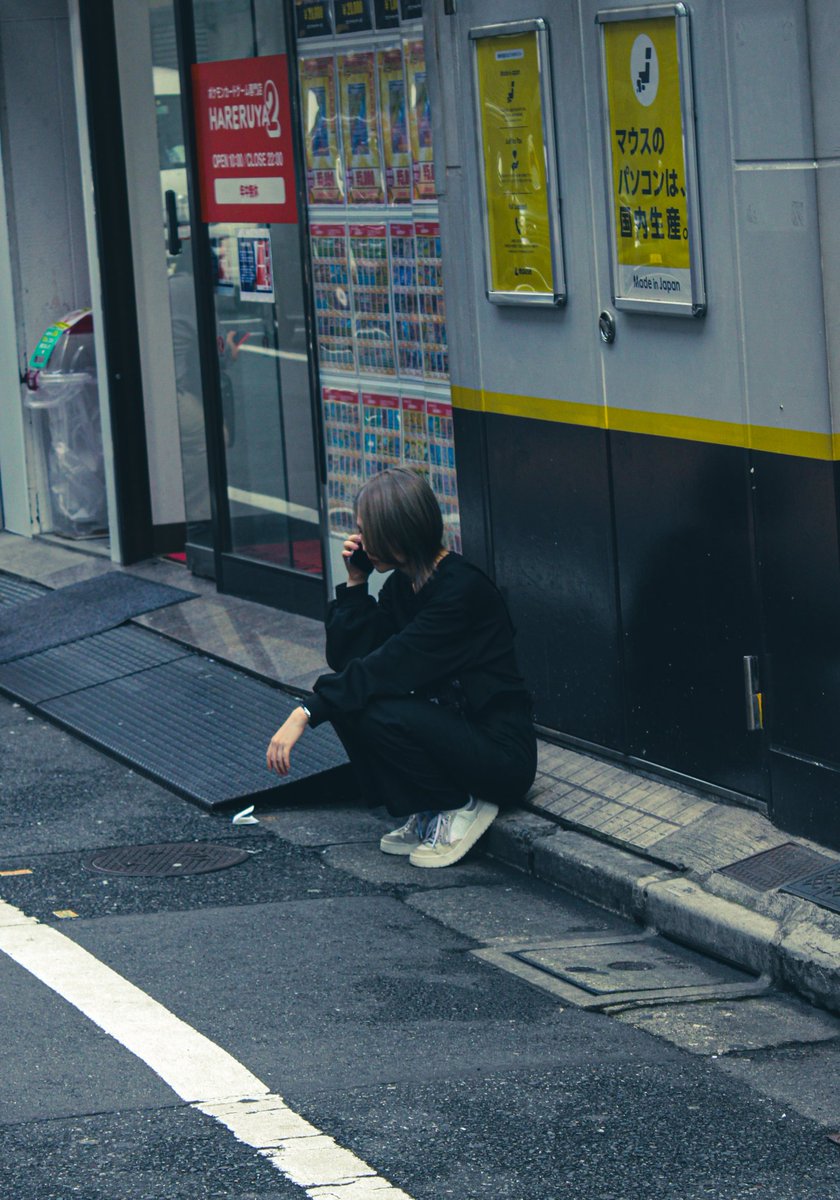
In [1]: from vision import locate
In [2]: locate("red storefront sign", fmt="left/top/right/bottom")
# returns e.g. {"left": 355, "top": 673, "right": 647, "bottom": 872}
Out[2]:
{"left": 192, "top": 55, "right": 298, "bottom": 224}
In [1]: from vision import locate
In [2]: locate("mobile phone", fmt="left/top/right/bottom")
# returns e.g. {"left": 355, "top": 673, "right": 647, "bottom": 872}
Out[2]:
{"left": 349, "top": 545, "right": 374, "bottom": 574}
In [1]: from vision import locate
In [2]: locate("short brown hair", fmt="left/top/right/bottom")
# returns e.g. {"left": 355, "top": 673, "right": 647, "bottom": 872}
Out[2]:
{"left": 355, "top": 468, "right": 443, "bottom": 580}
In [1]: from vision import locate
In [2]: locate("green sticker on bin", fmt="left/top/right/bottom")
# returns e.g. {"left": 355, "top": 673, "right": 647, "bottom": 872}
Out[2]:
{"left": 29, "top": 322, "right": 69, "bottom": 371}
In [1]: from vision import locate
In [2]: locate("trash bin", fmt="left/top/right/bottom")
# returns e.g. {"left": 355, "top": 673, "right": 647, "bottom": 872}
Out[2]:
{"left": 24, "top": 309, "right": 107, "bottom": 538}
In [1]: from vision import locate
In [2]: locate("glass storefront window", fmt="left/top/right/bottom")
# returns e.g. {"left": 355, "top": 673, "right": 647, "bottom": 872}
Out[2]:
{"left": 293, "top": 2, "right": 462, "bottom": 567}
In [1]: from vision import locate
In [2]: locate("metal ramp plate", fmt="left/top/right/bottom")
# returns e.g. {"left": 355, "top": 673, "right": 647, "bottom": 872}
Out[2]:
{"left": 0, "top": 625, "right": 191, "bottom": 704}
{"left": 0, "top": 575, "right": 48, "bottom": 607}
{"left": 40, "top": 655, "right": 348, "bottom": 809}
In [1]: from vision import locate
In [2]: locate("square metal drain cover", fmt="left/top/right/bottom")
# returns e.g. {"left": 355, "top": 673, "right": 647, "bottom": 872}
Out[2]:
{"left": 719, "top": 842, "right": 833, "bottom": 891}
{"left": 781, "top": 861, "right": 840, "bottom": 915}
{"left": 514, "top": 938, "right": 747, "bottom": 996}
{"left": 473, "top": 932, "right": 767, "bottom": 1010}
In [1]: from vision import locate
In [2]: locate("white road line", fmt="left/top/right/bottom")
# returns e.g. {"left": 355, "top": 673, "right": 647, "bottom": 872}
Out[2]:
{"left": 0, "top": 899, "right": 413, "bottom": 1200}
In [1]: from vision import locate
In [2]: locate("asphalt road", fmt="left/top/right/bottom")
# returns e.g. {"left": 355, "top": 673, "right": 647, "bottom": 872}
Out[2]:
{"left": 2, "top": 695, "right": 840, "bottom": 1200}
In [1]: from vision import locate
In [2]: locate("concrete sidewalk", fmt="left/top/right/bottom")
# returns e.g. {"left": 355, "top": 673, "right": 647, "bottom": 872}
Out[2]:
{"left": 1, "top": 531, "right": 839, "bottom": 1016}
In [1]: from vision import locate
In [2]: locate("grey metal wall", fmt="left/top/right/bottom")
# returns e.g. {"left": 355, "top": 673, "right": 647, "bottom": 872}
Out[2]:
{"left": 426, "top": 0, "right": 840, "bottom": 846}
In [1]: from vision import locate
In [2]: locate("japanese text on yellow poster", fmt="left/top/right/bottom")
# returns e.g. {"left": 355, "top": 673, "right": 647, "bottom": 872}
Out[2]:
{"left": 603, "top": 16, "right": 691, "bottom": 299}
{"left": 404, "top": 38, "right": 435, "bottom": 202}
{"left": 338, "top": 51, "right": 385, "bottom": 204}
{"left": 377, "top": 46, "right": 411, "bottom": 205}
{"left": 474, "top": 31, "right": 554, "bottom": 297}
{"left": 299, "top": 55, "right": 344, "bottom": 205}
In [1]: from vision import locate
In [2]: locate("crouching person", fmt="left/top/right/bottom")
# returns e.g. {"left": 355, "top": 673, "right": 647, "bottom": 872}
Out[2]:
{"left": 266, "top": 467, "right": 537, "bottom": 868}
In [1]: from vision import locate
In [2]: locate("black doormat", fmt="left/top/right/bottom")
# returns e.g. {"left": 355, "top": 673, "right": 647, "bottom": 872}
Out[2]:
{"left": 40, "top": 655, "right": 349, "bottom": 809}
{"left": 0, "top": 572, "right": 195, "bottom": 663}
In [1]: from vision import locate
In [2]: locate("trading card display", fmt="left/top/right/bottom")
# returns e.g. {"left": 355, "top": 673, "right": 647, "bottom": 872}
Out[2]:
{"left": 415, "top": 221, "right": 448, "bottom": 381}
{"left": 349, "top": 224, "right": 397, "bottom": 377}
{"left": 322, "top": 386, "right": 364, "bottom": 532}
{"left": 311, "top": 224, "right": 355, "bottom": 372}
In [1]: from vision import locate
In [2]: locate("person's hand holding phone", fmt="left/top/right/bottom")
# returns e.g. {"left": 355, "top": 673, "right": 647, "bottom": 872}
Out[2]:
{"left": 343, "top": 534, "right": 374, "bottom": 586}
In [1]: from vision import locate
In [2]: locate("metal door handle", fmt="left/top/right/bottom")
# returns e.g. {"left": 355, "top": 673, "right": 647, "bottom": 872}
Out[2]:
{"left": 743, "top": 656, "right": 764, "bottom": 731}
{"left": 165, "top": 189, "right": 182, "bottom": 256}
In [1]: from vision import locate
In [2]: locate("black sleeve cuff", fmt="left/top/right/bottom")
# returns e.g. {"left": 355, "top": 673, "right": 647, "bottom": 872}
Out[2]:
{"left": 304, "top": 693, "right": 333, "bottom": 728}
{"left": 334, "top": 581, "right": 370, "bottom": 603}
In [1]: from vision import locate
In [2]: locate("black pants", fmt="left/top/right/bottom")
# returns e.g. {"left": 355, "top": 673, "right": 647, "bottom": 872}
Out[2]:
{"left": 330, "top": 692, "right": 537, "bottom": 819}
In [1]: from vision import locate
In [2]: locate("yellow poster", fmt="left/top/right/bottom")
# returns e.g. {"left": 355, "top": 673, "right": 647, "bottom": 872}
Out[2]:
{"left": 474, "top": 31, "right": 554, "bottom": 297}
{"left": 299, "top": 55, "right": 344, "bottom": 205}
{"left": 404, "top": 38, "right": 435, "bottom": 202}
{"left": 377, "top": 46, "right": 411, "bottom": 205}
{"left": 338, "top": 52, "right": 385, "bottom": 205}
{"left": 603, "top": 16, "right": 692, "bottom": 300}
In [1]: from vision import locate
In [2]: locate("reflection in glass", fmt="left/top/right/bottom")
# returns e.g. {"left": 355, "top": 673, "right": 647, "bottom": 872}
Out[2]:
{"left": 192, "top": 0, "right": 323, "bottom": 577}
{"left": 150, "top": 1, "right": 212, "bottom": 552}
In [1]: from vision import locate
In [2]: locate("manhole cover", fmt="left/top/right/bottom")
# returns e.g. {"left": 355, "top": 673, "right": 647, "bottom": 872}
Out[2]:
{"left": 720, "top": 842, "right": 832, "bottom": 890}
{"left": 87, "top": 842, "right": 250, "bottom": 877}
{"left": 782, "top": 861, "right": 840, "bottom": 916}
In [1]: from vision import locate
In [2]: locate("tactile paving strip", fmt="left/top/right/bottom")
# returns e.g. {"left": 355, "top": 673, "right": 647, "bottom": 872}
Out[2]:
{"left": 782, "top": 862, "right": 840, "bottom": 915}
{"left": 41, "top": 655, "right": 348, "bottom": 808}
{"left": 0, "top": 575, "right": 48, "bottom": 607}
{"left": 719, "top": 842, "right": 833, "bottom": 891}
{"left": 0, "top": 625, "right": 191, "bottom": 704}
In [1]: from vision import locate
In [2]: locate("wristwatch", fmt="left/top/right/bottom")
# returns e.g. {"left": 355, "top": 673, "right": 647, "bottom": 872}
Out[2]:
{"left": 300, "top": 703, "right": 312, "bottom": 721}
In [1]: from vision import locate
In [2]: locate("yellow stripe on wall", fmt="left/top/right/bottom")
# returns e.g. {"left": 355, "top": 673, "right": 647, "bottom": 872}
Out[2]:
{"left": 450, "top": 385, "right": 839, "bottom": 462}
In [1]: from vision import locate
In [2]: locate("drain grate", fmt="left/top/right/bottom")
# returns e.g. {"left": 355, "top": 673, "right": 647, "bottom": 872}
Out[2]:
{"left": 87, "top": 842, "right": 250, "bottom": 877}
{"left": 719, "top": 842, "right": 832, "bottom": 891}
{"left": 781, "top": 861, "right": 840, "bottom": 915}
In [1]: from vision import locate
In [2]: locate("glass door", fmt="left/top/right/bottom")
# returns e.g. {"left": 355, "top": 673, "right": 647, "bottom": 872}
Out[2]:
{"left": 172, "top": 0, "right": 326, "bottom": 613}
{"left": 150, "top": 0, "right": 212, "bottom": 570}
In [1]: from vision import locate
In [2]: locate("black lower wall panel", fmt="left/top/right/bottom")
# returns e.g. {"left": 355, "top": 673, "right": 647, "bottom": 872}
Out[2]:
{"left": 484, "top": 413, "right": 624, "bottom": 750}
{"left": 753, "top": 452, "right": 840, "bottom": 764}
{"left": 452, "top": 407, "right": 494, "bottom": 578}
{"left": 769, "top": 751, "right": 840, "bottom": 852}
{"left": 610, "top": 431, "right": 768, "bottom": 800}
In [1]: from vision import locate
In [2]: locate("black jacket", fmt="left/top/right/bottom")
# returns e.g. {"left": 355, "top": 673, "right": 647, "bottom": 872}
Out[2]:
{"left": 306, "top": 553, "right": 529, "bottom": 727}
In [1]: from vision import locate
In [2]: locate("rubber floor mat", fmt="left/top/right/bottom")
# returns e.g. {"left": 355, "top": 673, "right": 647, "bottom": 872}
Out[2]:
{"left": 0, "top": 625, "right": 191, "bottom": 705}
{"left": 0, "top": 575, "right": 48, "bottom": 607}
{"left": 40, "top": 655, "right": 348, "bottom": 808}
{"left": 0, "top": 571, "right": 195, "bottom": 663}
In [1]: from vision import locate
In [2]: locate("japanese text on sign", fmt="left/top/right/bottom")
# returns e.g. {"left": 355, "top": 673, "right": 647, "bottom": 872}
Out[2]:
{"left": 192, "top": 56, "right": 297, "bottom": 224}
{"left": 472, "top": 23, "right": 564, "bottom": 304}
{"left": 600, "top": 13, "right": 702, "bottom": 309}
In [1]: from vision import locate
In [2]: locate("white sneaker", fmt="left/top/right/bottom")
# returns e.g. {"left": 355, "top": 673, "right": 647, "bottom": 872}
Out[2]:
{"left": 408, "top": 798, "right": 498, "bottom": 868}
{"left": 379, "top": 813, "right": 430, "bottom": 856}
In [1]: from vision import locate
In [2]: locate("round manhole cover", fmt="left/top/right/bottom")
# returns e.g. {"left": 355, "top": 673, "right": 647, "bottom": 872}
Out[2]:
{"left": 88, "top": 842, "right": 250, "bottom": 877}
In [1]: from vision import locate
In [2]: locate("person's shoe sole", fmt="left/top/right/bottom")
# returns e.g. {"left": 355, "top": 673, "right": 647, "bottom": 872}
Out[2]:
{"left": 379, "top": 835, "right": 418, "bottom": 856}
{"left": 408, "top": 802, "right": 498, "bottom": 869}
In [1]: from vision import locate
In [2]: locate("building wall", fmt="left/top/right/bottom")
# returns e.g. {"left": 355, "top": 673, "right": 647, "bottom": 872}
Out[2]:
{"left": 428, "top": 0, "right": 840, "bottom": 845}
